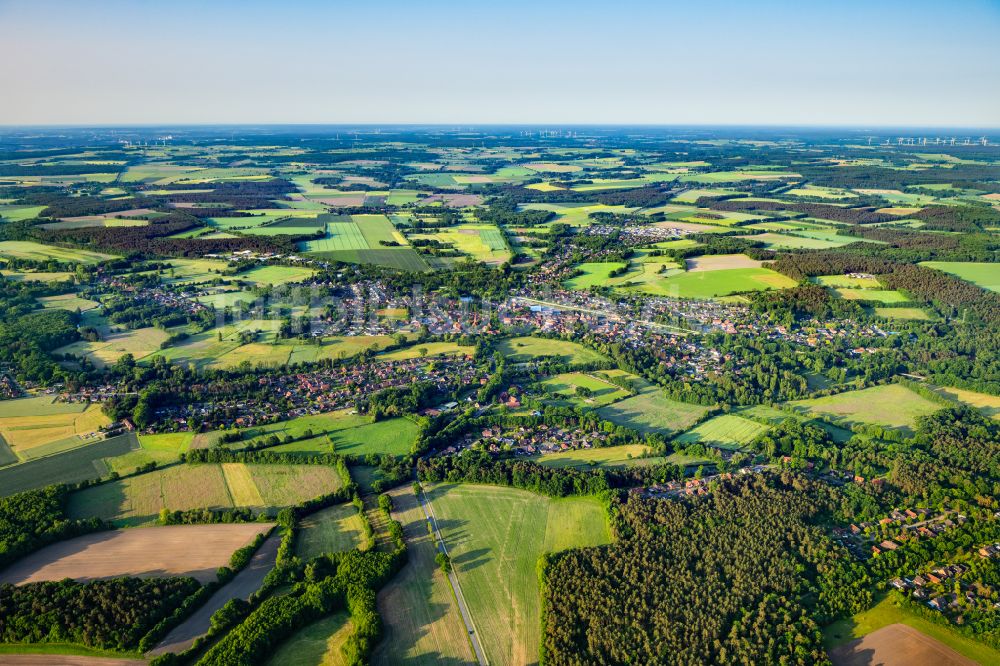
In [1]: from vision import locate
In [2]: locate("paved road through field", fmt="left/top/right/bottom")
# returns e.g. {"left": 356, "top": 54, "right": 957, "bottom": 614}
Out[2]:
{"left": 418, "top": 486, "right": 489, "bottom": 666}
{"left": 147, "top": 531, "right": 281, "bottom": 656}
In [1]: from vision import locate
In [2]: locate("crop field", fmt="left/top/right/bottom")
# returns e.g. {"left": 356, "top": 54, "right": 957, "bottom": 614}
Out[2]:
{"left": 0, "top": 204, "right": 46, "bottom": 221}
{"left": 377, "top": 341, "right": 471, "bottom": 361}
{"left": 539, "top": 372, "right": 631, "bottom": 408}
{"left": 0, "top": 269, "right": 75, "bottom": 282}
{"left": 68, "top": 462, "right": 344, "bottom": 526}
{"left": 596, "top": 387, "right": 710, "bottom": 435}
{"left": 920, "top": 261, "right": 1000, "bottom": 292}
{"left": 372, "top": 485, "right": 476, "bottom": 665}
{"left": 741, "top": 232, "right": 848, "bottom": 250}
{"left": 686, "top": 254, "right": 761, "bottom": 272}
{"left": 0, "top": 402, "right": 109, "bottom": 461}
{"left": 235, "top": 410, "right": 417, "bottom": 458}
{"left": 0, "top": 524, "right": 272, "bottom": 585}
{"left": 0, "top": 241, "right": 116, "bottom": 264}
{"left": 648, "top": 267, "right": 796, "bottom": 299}
{"left": 834, "top": 288, "right": 910, "bottom": 303}
{"left": 295, "top": 503, "right": 367, "bottom": 560}
{"left": 56, "top": 326, "right": 170, "bottom": 368}
{"left": 36, "top": 293, "right": 100, "bottom": 312}
{"left": 427, "top": 484, "right": 610, "bottom": 666}
{"left": 0, "top": 432, "right": 138, "bottom": 497}
{"left": 235, "top": 264, "right": 315, "bottom": 285}
{"left": 519, "top": 202, "right": 635, "bottom": 226}
{"left": 154, "top": 258, "right": 232, "bottom": 285}
{"left": 788, "top": 384, "right": 941, "bottom": 432}
{"left": 418, "top": 224, "right": 510, "bottom": 264}
{"left": 564, "top": 261, "right": 628, "bottom": 289}
{"left": 672, "top": 414, "right": 770, "bottom": 450}
{"left": 264, "top": 612, "right": 354, "bottom": 666}
{"left": 930, "top": 385, "right": 1000, "bottom": 419}
{"left": 875, "top": 307, "right": 932, "bottom": 320}
{"left": 497, "top": 336, "right": 609, "bottom": 365}
{"left": 814, "top": 275, "right": 883, "bottom": 289}
{"left": 823, "top": 594, "right": 999, "bottom": 666}
{"left": 533, "top": 443, "right": 666, "bottom": 469}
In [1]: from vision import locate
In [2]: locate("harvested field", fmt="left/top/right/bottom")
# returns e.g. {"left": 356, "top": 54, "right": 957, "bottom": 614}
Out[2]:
{"left": 686, "top": 253, "right": 762, "bottom": 272}
{"left": 828, "top": 624, "right": 976, "bottom": 666}
{"left": 0, "top": 524, "right": 272, "bottom": 585}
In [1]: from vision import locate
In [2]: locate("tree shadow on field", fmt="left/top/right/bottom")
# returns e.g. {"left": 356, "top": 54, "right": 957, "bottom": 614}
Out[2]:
{"left": 451, "top": 547, "right": 491, "bottom": 572}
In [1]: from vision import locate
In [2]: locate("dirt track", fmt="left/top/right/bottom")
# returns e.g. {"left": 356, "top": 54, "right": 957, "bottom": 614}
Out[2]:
{"left": 828, "top": 623, "right": 978, "bottom": 666}
{"left": 0, "top": 524, "right": 273, "bottom": 585}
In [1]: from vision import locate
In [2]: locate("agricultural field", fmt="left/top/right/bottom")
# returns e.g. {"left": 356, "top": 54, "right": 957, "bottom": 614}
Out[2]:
{"left": 376, "top": 341, "right": 472, "bottom": 361}
{"left": 647, "top": 266, "right": 796, "bottom": 299}
{"left": 823, "top": 593, "right": 1000, "bottom": 666}
{"left": 295, "top": 503, "right": 368, "bottom": 560}
{"left": 55, "top": 326, "right": 170, "bottom": 368}
{"left": 372, "top": 486, "right": 476, "bottom": 665}
{"left": 596, "top": 387, "right": 710, "bottom": 435}
{"left": 788, "top": 384, "right": 941, "bottom": 432}
{"left": 834, "top": 288, "right": 910, "bottom": 303}
{"left": 0, "top": 241, "right": 116, "bottom": 264}
{"left": 563, "top": 262, "right": 628, "bottom": 289}
{"left": 496, "top": 336, "right": 609, "bottom": 365}
{"left": 538, "top": 371, "right": 631, "bottom": 408}
{"left": 533, "top": 443, "right": 667, "bottom": 469}
{"left": 235, "top": 264, "right": 316, "bottom": 286}
{"left": 236, "top": 410, "right": 418, "bottom": 459}
{"left": 413, "top": 223, "right": 510, "bottom": 265}
{"left": 930, "top": 385, "right": 1000, "bottom": 419}
{"left": 0, "top": 401, "right": 109, "bottom": 461}
{"left": 68, "top": 462, "right": 344, "bottom": 526}
{"left": 672, "top": 414, "right": 770, "bottom": 451}
{"left": 0, "top": 432, "right": 139, "bottom": 497}
{"left": 0, "top": 524, "right": 272, "bottom": 585}
{"left": 36, "top": 293, "right": 100, "bottom": 311}
{"left": 427, "top": 484, "right": 610, "bottom": 666}
{"left": 814, "top": 274, "right": 883, "bottom": 289}
{"left": 264, "top": 612, "right": 354, "bottom": 666}
{"left": 920, "top": 261, "right": 1000, "bottom": 292}
{"left": 874, "top": 307, "right": 932, "bottom": 320}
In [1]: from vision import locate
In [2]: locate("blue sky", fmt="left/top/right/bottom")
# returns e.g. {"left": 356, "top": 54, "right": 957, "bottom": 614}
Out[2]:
{"left": 1, "top": 0, "right": 998, "bottom": 126}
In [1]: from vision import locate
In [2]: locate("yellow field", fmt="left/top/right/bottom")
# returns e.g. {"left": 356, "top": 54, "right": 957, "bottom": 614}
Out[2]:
{"left": 0, "top": 404, "right": 110, "bottom": 460}
{"left": 931, "top": 385, "right": 1000, "bottom": 419}
{"left": 222, "top": 463, "right": 266, "bottom": 506}
{"left": 56, "top": 327, "right": 171, "bottom": 368}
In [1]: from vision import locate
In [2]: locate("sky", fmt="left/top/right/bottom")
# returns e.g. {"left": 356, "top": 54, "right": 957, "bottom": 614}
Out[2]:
{"left": 1, "top": 0, "right": 998, "bottom": 127}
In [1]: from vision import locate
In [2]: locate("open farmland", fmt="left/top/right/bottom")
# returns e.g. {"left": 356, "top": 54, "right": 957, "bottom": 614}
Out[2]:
{"left": 270, "top": 415, "right": 417, "bottom": 458}
{"left": 372, "top": 486, "right": 476, "bottom": 665}
{"left": 824, "top": 594, "right": 1000, "bottom": 666}
{"left": 596, "top": 388, "right": 709, "bottom": 434}
{"left": 0, "top": 432, "right": 139, "bottom": 497}
{"left": 930, "top": 385, "right": 1000, "bottom": 419}
{"left": 55, "top": 326, "right": 170, "bottom": 368}
{"left": 788, "top": 384, "right": 941, "bottom": 432}
{"left": 0, "top": 241, "right": 116, "bottom": 264}
{"left": 672, "top": 414, "right": 770, "bottom": 450}
{"left": 427, "top": 484, "right": 610, "bottom": 666}
{"left": 68, "top": 462, "right": 344, "bottom": 526}
{"left": 533, "top": 443, "right": 667, "bottom": 469}
{"left": 920, "top": 261, "right": 1000, "bottom": 292}
{"left": 0, "top": 402, "right": 109, "bottom": 461}
{"left": 0, "top": 524, "right": 272, "bottom": 585}
{"left": 539, "top": 371, "right": 631, "bottom": 408}
{"left": 648, "top": 267, "right": 796, "bottom": 299}
{"left": 295, "top": 503, "right": 368, "bottom": 560}
{"left": 496, "top": 336, "right": 608, "bottom": 365}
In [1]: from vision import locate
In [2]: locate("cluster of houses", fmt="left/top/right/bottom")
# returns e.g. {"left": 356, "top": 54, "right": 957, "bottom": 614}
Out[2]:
{"left": 436, "top": 422, "right": 613, "bottom": 458}
{"left": 642, "top": 465, "right": 771, "bottom": 499}
{"left": 0, "top": 372, "right": 22, "bottom": 400}
{"left": 146, "top": 355, "right": 481, "bottom": 433}
{"left": 831, "top": 507, "right": 966, "bottom": 558}
{"left": 890, "top": 554, "right": 1000, "bottom": 615}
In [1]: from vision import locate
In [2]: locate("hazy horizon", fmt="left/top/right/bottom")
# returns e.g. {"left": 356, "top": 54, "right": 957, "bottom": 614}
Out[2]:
{"left": 1, "top": 0, "right": 999, "bottom": 126}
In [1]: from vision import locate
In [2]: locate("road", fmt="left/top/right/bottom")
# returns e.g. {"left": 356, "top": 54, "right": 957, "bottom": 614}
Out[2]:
{"left": 147, "top": 531, "right": 281, "bottom": 656}
{"left": 416, "top": 486, "right": 489, "bottom": 666}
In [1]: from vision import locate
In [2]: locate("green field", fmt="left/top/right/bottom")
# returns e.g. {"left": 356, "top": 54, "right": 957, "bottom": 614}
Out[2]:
{"left": 823, "top": 592, "right": 1000, "bottom": 665}
{"left": 269, "top": 415, "right": 418, "bottom": 458}
{"left": 672, "top": 414, "right": 770, "bottom": 450}
{"left": 0, "top": 241, "right": 116, "bottom": 264}
{"left": 834, "top": 288, "right": 910, "bottom": 303}
{"left": 497, "top": 336, "right": 608, "bottom": 365}
{"left": 0, "top": 433, "right": 138, "bottom": 497}
{"left": 563, "top": 262, "right": 628, "bottom": 289}
{"left": 235, "top": 265, "right": 315, "bottom": 286}
{"left": 642, "top": 267, "right": 796, "bottom": 299}
{"left": 377, "top": 341, "right": 471, "bottom": 361}
{"left": 56, "top": 326, "right": 171, "bottom": 368}
{"left": 538, "top": 372, "right": 631, "bottom": 408}
{"left": 295, "top": 503, "right": 368, "bottom": 560}
{"left": 874, "top": 307, "right": 932, "bottom": 320}
{"left": 814, "top": 274, "right": 883, "bottom": 289}
{"left": 920, "top": 261, "right": 1000, "bottom": 292}
{"left": 372, "top": 486, "right": 476, "bottom": 664}
{"left": 596, "top": 388, "right": 710, "bottom": 435}
{"left": 427, "top": 484, "right": 610, "bottom": 666}
{"left": 68, "top": 462, "right": 344, "bottom": 526}
{"left": 788, "top": 384, "right": 941, "bottom": 432}
{"left": 930, "top": 385, "right": 1000, "bottom": 420}
{"left": 533, "top": 443, "right": 667, "bottom": 469}
{"left": 264, "top": 612, "right": 353, "bottom": 666}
